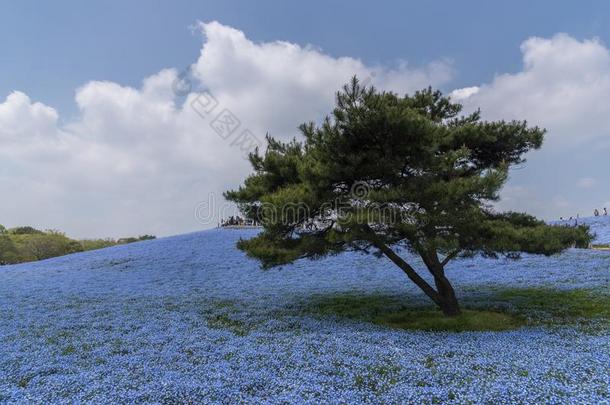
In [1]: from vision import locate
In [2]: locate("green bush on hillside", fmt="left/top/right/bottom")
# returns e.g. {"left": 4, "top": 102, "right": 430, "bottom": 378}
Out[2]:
{"left": 9, "top": 232, "right": 83, "bottom": 262}
{"left": 8, "top": 226, "right": 45, "bottom": 235}
{"left": 0, "top": 224, "right": 156, "bottom": 265}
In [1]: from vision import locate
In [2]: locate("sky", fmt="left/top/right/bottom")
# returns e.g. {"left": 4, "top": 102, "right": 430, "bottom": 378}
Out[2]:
{"left": 2, "top": 1, "right": 610, "bottom": 238}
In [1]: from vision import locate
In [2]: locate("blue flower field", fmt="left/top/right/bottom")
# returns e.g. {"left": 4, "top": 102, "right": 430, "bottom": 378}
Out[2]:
{"left": 0, "top": 224, "right": 609, "bottom": 403}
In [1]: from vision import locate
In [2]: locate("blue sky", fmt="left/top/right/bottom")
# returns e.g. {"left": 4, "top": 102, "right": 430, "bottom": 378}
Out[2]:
{"left": 3, "top": 0, "right": 608, "bottom": 116}
{"left": 2, "top": 1, "right": 610, "bottom": 237}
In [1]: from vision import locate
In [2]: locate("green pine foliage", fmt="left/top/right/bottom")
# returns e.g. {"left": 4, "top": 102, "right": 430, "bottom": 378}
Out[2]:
{"left": 226, "top": 77, "right": 591, "bottom": 316}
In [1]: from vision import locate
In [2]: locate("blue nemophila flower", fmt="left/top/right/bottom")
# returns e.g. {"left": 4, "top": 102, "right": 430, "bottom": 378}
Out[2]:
{"left": 0, "top": 229, "right": 608, "bottom": 403}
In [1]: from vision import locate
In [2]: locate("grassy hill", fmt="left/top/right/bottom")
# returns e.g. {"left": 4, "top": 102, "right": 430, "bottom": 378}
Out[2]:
{"left": 0, "top": 228, "right": 608, "bottom": 403}
{"left": 0, "top": 225, "right": 155, "bottom": 265}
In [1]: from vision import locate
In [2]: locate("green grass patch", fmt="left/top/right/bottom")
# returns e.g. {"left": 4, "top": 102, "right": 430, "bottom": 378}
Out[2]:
{"left": 17, "top": 376, "right": 31, "bottom": 388}
{"left": 61, "top": 344, "right": 76, "bottom": 356}
{"left": 496, "top": 288, "right": 610, "bottom": 319}
{"left": 305, "top": 294, "right": 524, "bottom": 332}
{"left": 206, "top": 314, "right": 251, "bottom": 336}
{"left": 199, "top": 300, "right": 259, "bottom": 336}
{"left": 353, "top": 363, "right": 401, "bottom": 393}
{"left": 304, "top": 287, "right": 610, "bottom": 332}
{"left": 376, "top": 309, "right": 523, "bottom": 332}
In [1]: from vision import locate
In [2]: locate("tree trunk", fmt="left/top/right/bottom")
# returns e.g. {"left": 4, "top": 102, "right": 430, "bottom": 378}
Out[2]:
{"left": 364, "top": 228, "right": 461, "bottom": 317}
{"left": 436, "top": 275, "right": 461, "bottom": 316}
{"left": 369, "top": 239, "right": 444, "bottom": 308}
{"left": 421, "top": 250, "right": 462, "bottom": 317}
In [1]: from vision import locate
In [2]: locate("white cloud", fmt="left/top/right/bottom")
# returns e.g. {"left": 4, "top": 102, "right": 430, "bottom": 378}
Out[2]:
{"left": 0, "top": 21, "right": 451, "bottom": 238}
{"left": 0, "top": 91, "right": 59, "bottom": 139}
{"left": 6, "top": 25, "right": 610, "bottom": 233}
{"left": 456, "top": 33, "right": 610, "bottom": 146}
{"left": 193, "top": 21, "right": 453, "bottom": 139}
{"left": 453, "top": 33, "right": 610, "bottom": 220}
{"left": 449, "top": 86, "right": 479, "bottom": 101}
{"left": 577, "top": 177, "right": 597, "bottom": 189}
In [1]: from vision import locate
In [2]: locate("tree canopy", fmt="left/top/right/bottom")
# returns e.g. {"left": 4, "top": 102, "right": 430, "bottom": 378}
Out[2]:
{"left": 226, "top": 78, "right": 591, "bottom": 316}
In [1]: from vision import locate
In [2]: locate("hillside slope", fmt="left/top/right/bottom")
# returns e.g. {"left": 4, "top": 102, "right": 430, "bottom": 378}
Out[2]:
{"left": 0, "top": 229, "right": 608, "bottom": 403}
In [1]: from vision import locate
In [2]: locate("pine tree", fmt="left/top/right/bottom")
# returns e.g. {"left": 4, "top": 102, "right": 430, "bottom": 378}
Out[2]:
{"left": 226, "top": 78, "right": 591, "bottom": 316}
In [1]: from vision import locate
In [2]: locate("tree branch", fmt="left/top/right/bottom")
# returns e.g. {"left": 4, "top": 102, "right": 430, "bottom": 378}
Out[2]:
{"left": 441, "top": 249, "right": 460, "bottom": 267}
{"left": 364, "top": 228, "right": 443, "bottom": 306}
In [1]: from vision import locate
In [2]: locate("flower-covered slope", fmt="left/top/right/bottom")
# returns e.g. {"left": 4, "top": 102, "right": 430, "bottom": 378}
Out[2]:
{"left": 0, "top": 228, "right": 608, "bottom": 403}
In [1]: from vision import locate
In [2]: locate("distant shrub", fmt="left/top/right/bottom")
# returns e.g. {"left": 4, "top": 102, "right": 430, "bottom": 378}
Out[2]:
{"left": 117, "top": 235, "right": 156, "bottom": 244}
{"left": 79, "top": 239, "right": 118, "bottom": 251}
{"left": 0, "top": 225, "right": 156, "bottom": 265}
{"left": 0, "top": 225, "right": 20, "bottom": 265}
{"left": 9, "top": 226, "right": 44, "bottom": 235}
{"left": 12, "top": 233, "right": 83, "bottom": 261}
